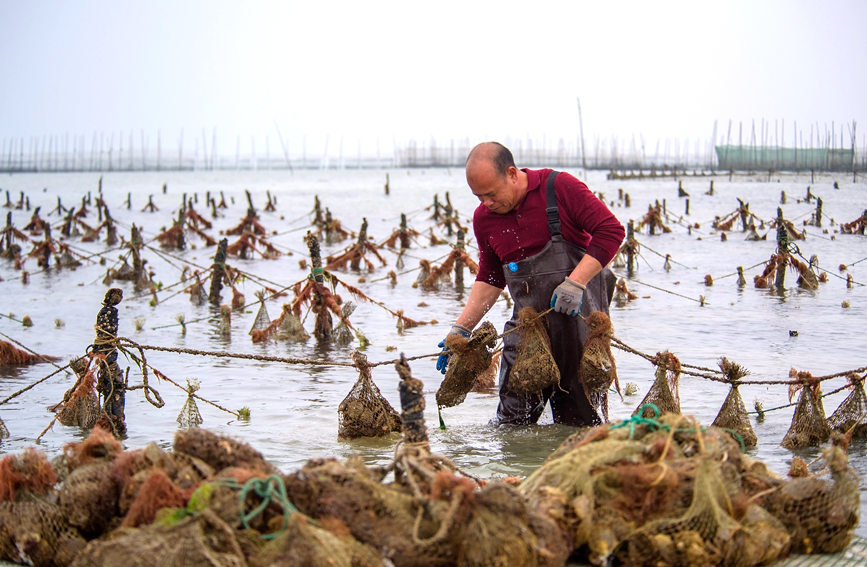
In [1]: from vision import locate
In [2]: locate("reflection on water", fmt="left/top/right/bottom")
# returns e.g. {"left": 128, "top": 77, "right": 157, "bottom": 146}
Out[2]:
{"left": 1, "top": 168, "right": 865, "bottom": 534}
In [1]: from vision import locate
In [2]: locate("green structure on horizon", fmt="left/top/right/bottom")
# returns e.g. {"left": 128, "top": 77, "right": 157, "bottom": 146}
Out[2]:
{"left": 715, "top": 145, "right": 855, "bottom": 171}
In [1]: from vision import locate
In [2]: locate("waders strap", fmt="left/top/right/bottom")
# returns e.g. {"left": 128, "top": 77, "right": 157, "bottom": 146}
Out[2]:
{"left": 545, "top": 170, "right": 562, "bottom": 238}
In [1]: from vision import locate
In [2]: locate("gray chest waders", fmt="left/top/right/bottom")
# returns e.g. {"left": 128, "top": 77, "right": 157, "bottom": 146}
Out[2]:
{"left": 496, "top": 171, "right": 616, "bottom": 426}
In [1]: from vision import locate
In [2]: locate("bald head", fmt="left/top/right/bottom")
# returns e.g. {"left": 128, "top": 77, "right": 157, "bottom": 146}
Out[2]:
{"left": 466, "top": 142, "right": 516, "bottom": 177}
{"left": 466, "top": 142, "right": 527, "bottom": 214}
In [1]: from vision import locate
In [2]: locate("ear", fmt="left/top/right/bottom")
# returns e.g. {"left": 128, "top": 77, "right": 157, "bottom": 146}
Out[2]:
{"left": 506, "top": 166, "right": 519, "bottom": 182}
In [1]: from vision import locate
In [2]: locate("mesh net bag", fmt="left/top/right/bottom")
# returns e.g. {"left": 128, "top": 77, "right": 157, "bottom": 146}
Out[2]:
{"left": 0, "top": 500, "right": 87, "bottom": 567}
{"left": 333, "top": 302, "right": 357, "bottom": 346}
{"left": 458, "top": 481, "right": 571, "bottom": 567}
{"left": 275, "top": 305, "right": 309, "bottom": 341}
{"left": 0, "top": 447, "right": 58, "bottom": 503}
{"left": 827, "top": 374, "right": 867, "bottom": 439}
{"left": 177, "top": 378, "right": 204, "bottom": 429}
{"left": 436, "top": 321, "right": 497, "bottom": 408}
{"left": 173, "top": 428, "right": 276, "bottom": 476}
{"left": 57, "top": 358, "right": 101, "bottom": 429}
{"left": 338, "top": 351, "right": 401, "bottom": 439}
{"left": 59, "top": 461, "right": 119, "bottom": 538}
{"left": 580, "top": 311, "right": 618, "bottom": 421}
{"left": 711, "top": 384, "right": 757, "bottom": 448}
{"left": 282, "top": 456, "right": 459, "bottom": 567}
{"left": 614, "top": 458, "right": 788, "bottom": 567}
{"left": 521, "top": 412, "right": 813, "bottom": 567}
{"left": 255, "top": 513, "right": 384, "bottom": 567}
{"left": 711, "top": 358, "right": 757, "bottom": 447}
{"left": 248, "top": 293, "right": 271, "bottom": 335}
{"left": 507, "top": 307, "right": 561, "bottom": 395}
{"left": 633, "top": 352, "right": 681, "bottom": 418}
{"left": 762, "top": 445, "right": 860, "bottom": 554}
{"left": 781, "top": 373, "right": 831, "bottom": 449}
{"left": 70, "top": 508, "right": 248, "bottom": 567}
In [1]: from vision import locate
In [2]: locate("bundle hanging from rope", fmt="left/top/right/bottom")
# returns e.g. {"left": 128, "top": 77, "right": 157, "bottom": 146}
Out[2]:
{"left": 507, "top": 307, "right": 560, "bottom": 395}
{"left": 633, "top": 351, "right": 681, "bottom": 418}
{"left": 827, "top": 373, "right": 867, "bottom": 439}
{"left": 435, "top": 321, "right": 498, "bottom": 409}
{"left": 55, "top": 357, "right": 100, "bottom": 429}
{"left": 177, "top": 378, "right": 203, "bottom": 429}
{"left": 781, "top": 369, "right": 831, "bottom": 449}
{"left": 337, "top": 351, "right": 401, "bottom": 439}
{"left": 710, "top": 357, "right": 757, "bottom": 447}
{"left": 579, "top": 311, "right": 620, "bottom": 422}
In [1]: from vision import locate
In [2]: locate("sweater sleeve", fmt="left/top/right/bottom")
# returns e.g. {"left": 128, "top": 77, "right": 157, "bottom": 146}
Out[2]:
{"left": 557, "top": 174, "right": 625, "bottom": 266}
{"left": 472, "top": 207, "right": 506, "bottom": 289}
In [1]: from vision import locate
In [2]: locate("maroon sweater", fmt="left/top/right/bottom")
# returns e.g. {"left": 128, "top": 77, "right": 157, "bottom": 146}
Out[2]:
{"left": 473, "top": 168, "right": 625, "bottom": 289}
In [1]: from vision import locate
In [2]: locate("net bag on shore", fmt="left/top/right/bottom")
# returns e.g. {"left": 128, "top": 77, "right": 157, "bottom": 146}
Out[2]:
{"left": 507, "top": 307, "right": 560, "bottom": 395}
{"left": 256, "top": 512, "right": 385, "bottom": 567}
{"left": 69, "top": 508, "right": 248, "bottom": 567}
{"left": 827, "top": 373, "right": 867, "bottom": 439}
{"left": 633, "top": 351, "right": 681, "bottom": 418}
{"left": 781, "top": 370, "right": 831, "bottom": 449}
{"left": 0, "top": 500, "right": 86, "bottom": 567}
{"left": 436, "top": 321, "right": 497, "bottom": 408}
{"left": 282, "top": 457, "right": 460, "bottom": 567}
{"left": 338, "top": 351, "right": 401, "bottom": 439}
{"left": 173, "top": 428, "right": 277, "bottom": 476}
{"left": 614, "top": 457, "right": 789, "bottom": 566}
{"left": 458, "top": 481, "right": 571, "bottom": 567}
{"left": 761, "top": 445, "right": 860, "bottom": 554}
{"left": 521, "top": 411, "right": 861, "bottom": 567}
{"left": 0, "top": 447, "right": 58, "bottom": 502}
{"left": 711, "top": 358, "right": 757, "bottom": 447}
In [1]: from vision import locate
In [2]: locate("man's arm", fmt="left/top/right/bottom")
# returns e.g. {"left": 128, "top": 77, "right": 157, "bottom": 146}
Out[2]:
{"left": 568, "top": 254, "right": 603, "bottom": 286}
{"left": 455, "top": 281, "right": 503, "bottom": 330}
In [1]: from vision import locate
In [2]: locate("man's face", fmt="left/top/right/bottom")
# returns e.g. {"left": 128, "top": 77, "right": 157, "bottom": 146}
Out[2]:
{"left": 467, "top": 162, "right": 519, "bottom": 214}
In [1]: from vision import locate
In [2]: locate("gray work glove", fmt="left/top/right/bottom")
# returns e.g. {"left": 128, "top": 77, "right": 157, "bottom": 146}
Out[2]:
{"left": 436, "top": 324, "right": 471, "bottom": 374}
{"left": 550, "top": 277, "right": 585, "bottom": 317}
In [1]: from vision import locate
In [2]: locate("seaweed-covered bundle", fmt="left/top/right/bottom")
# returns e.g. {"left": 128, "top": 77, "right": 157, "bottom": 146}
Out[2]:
{"left": 711, "top": 358, "right": 757, "bottom": 447}
{"left": 827, "top": 373, "right": 867, "bottom": 439}
{"left": 57, "top": 357, "right": 101, "bottom": 429}
{"left": 762, "top": 445, "right": 860, "bottom": 554}
{"left": 521, "top": 410, "right": 860, "bottom": 566}
{"left": 338, "top": 351, "right": 401, "bottom": 439}
{"left": 633, "top": 351, "right": 681, "bottom": 418}
{"left": 436, "top": 322, "right": 498, "bottom": 408}
{"left": 781, "top": 369, "right": 831, "bottom": 449}
{"left": 579, "top": 311, "right": 618, "bottom": 421}
{"left": 508, "top": 307, "right": 560, "bottom": 395}
{"left": 69, "top": 508, "right": 248, "bottom": 567}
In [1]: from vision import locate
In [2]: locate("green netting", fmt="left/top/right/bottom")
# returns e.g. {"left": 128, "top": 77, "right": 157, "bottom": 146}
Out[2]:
{"left": 715, "top": 145, "right": 854, "bottom": 171}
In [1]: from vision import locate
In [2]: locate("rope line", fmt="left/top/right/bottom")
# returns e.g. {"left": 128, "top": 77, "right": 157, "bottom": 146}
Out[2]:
{"left": 629, "top": 278, "right": 706, "bottom": 304}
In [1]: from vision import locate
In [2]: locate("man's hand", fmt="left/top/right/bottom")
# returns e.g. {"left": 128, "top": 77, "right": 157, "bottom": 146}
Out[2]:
{"left": 550, "top": 277, "right": 585, "bottom": 317}
{"left": 435, "top": 324, "right": 471, "bottom": 374}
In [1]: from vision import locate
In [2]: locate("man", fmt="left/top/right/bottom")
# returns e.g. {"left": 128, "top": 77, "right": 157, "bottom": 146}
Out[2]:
{"left": 436, "top": 142, "right": 624, "bottom": 426}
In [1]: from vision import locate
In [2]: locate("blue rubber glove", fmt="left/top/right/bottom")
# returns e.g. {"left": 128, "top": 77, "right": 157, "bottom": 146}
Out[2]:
{"left": 435, "top": 324, "right": 471, "bottom": 374}
{"left": 550, "top": 277, "right": 586, "bottom": 317}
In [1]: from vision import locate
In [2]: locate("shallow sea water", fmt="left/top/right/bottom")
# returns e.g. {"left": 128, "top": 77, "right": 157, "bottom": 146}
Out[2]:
{"left": 1, "top": 167, "right": 866, "bottom": 535}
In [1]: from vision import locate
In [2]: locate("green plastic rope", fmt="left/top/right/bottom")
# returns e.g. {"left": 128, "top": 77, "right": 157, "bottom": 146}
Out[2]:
{"left": 609, "top": 403, "right": 745, "bottom": 453}
{"left": 236, "top": 474, "right": 299, "bottom": 539}
{"left": 610, "top": 403, "right": 662, "bottom": 438}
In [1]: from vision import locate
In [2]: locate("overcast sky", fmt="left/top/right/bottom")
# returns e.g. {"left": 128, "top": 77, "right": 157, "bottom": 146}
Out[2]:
{"left": 1, "top": 0, "right": 865, "bottom": 157}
